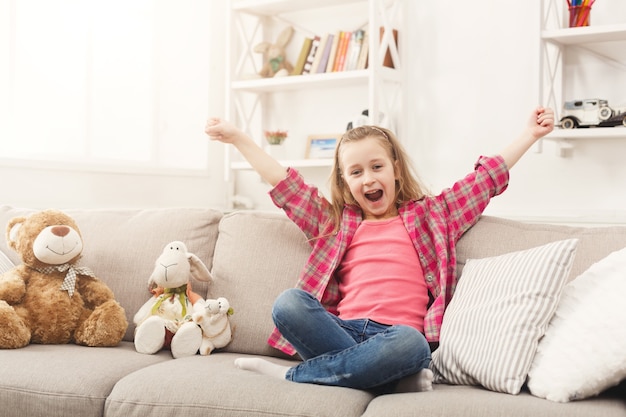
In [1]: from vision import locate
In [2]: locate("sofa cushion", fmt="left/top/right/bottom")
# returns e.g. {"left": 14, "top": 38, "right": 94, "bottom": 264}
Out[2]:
{"left": 527, "top": 247, "right": 626, "bottom": 402}
{"left": 0, "top": 206, "right": 223, "bottom": 342}
{"left": 430, "top": 239, "right": 578, "bottom": 394}
{"left": 105, "top": 352, "right": 373, "bottom": 417}
{"left": 0, "top": 342, "right": 171, "bottom": 417}
{"left": 362, "top": 384, "right": 626, "bottom": 417}
{"left": 456, "top": 215, "right": 626, "bottom": 281}
{"left": 210, "top": 210, "right": 312, "bottom": 358}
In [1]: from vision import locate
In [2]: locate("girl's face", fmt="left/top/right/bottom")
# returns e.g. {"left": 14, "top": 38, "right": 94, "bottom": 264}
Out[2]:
{"left": 340, "top": 136, "right": 398, "bottom": 221}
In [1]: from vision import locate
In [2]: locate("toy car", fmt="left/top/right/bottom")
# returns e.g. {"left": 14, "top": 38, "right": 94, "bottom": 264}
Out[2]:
{"left": 559, "top": 98, "right": 626, "bottom": 129}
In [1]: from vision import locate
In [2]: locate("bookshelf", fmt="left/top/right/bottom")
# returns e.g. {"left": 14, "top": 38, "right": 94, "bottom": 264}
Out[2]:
{"left": 539, "top": 0, "right": 626, "bottom": 156}
{"left": 225, "top": 0, "right": 405, "bottom": 207}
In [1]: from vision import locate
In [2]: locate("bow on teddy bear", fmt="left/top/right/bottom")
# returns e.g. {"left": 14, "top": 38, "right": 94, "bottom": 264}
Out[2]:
{"left": 0, "top": 210, "right": 128, "bottom": 349}
{"left": 133, "top": 240, "right": 211, "bottom": 359}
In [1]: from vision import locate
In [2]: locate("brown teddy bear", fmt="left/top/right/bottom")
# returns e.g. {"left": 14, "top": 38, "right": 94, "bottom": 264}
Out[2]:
{"left": 0, "top": 209, "right": 127, "bottom": 348}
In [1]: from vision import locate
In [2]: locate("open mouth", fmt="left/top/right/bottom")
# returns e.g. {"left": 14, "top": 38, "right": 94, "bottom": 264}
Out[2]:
{"left": 365, "top": 190, "right": 383, "bottom": 202}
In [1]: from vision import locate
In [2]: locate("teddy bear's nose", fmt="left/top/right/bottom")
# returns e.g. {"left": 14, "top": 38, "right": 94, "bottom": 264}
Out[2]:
{"left": 51, "top": 226, "right": 70, "bottom": 237}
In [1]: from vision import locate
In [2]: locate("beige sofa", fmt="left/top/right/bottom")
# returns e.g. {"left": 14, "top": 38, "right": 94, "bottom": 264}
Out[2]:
{"left": 0, "top": 205, "right": 624, "bottom": 417}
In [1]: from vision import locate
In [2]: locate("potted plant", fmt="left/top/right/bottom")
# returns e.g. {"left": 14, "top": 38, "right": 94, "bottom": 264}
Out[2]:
{"left": 264, "top": 130, "right": 288, "bottom": 145}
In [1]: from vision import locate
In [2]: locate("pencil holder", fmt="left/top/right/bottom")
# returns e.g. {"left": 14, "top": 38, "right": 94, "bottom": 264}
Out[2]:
{"left": 569, "top": 5, "right": 591, "bottom": 27}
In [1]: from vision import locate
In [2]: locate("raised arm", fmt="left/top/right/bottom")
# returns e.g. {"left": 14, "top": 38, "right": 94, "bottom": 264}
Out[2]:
{"left": 500, "top": 106, "right": 554, "bottom": 170}
{"left": 205, "top": 118, "right": 288, "bottom": 187}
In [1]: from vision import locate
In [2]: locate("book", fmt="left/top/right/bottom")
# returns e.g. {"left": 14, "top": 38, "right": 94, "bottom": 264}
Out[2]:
{"left": 310, "top": 33, "right": 330, "bottom": 74}
{"left": 316, "top": 33, "right": 334, "bottom": 73}
{"left": 292, "top": 37, "right": 313, "bottom": 75}
{"left": 301, "top": 35, "right": 321, "bottom": 75}
{"left": 333, "top": 31, "right": 352, "bottom": 72}
{"left": 356, "top": 30, "right": 369, "bottom": 70}
{"left": 324, "top": 30, "right": 342, "bottom": 73}
{"left": 379, "top": 27, "right": 398, "bottom": 69}
{"left": 346, "top": 29, "right": 365, "bottom": 71}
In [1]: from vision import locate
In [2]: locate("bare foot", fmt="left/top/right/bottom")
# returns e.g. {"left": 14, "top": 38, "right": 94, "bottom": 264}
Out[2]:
{"left": 234, "top": 357, "right": 290, "bottom": 380}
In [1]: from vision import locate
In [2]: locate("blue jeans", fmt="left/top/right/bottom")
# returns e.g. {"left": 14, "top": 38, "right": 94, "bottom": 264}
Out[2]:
{"left": 272, "top": 288, "right": 431, "bottom": 393}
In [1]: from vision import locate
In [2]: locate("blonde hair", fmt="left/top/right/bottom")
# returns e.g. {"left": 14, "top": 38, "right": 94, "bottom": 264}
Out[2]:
{"left": 326, "top": 125, "right": 429, "bottom": 233}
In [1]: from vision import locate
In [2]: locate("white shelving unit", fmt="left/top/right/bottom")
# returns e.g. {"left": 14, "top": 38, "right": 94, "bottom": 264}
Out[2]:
{"left": 225, "top": 0, "right": 405, "bottom": 206}
{"left": 539, "top": 0, "right": 626, "bottom": 155}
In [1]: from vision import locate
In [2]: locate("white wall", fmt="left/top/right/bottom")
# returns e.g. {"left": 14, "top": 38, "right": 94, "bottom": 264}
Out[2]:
{"left": 408, "top": 0, "right": 626, "bottom": 225}
{"left": 0, "top": 163, "right": 219, "bottom": 210}
{"left": 3, "top": 1, "right": 626, "bottom": 224}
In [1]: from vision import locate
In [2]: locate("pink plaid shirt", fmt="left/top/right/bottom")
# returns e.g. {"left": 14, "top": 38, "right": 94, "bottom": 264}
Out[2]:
{"left": 268, "top": 155, "right": 509, "bottom": 355}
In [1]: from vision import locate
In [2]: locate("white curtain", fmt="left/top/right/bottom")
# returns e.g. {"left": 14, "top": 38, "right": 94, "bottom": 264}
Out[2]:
{"left": 0, "top": 0, "right": 211, "bottom": 172}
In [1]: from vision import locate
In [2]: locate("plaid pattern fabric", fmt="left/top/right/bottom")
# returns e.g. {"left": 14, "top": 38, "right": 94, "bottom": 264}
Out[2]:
{"left": 36, "top": 264, "right": 96, "bottom": 297}
{"left": 268, "top": 155, "right": 509, "bottom": 355}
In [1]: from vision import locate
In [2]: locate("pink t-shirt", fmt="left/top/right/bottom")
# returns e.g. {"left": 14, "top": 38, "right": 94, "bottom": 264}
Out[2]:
{"left": 336, "top": 216, "right": 429, "bottom": 332}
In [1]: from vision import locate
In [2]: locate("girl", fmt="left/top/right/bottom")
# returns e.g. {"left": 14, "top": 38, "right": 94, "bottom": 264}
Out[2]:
{"left": 205, "top": 107, "right": 555, "bottom": 394}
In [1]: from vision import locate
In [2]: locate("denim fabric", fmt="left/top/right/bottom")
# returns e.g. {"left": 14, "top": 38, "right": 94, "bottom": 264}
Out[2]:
{"left": 272, "top": 288, "right": 431, "bottom": 393}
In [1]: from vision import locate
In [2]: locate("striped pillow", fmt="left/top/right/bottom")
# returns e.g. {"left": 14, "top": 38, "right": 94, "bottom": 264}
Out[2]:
{"left": 430, "top": 239, "right": 579, "bottom": 395}
{"left": 0, "top": 249, "right": 14, "bottom": 274}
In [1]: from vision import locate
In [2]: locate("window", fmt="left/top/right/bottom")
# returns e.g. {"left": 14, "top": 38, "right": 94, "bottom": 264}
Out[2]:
{"left": 0, "top": 0, "right": 211, "bottom": 173}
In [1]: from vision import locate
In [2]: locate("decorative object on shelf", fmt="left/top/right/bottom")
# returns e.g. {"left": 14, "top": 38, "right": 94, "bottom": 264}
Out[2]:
{"left": 559, "top": 98, "right": 626, "bottom": 129}
{"left": 253, "top": 26, "right": 294, "bottom": 78}
{"left": 305, "top": 134, "right": 341, "bottom": 159}
{"left": 264, "top": 129, "right": 288, "bottom": 145}
{"left": 346, "top": 109, "right": 390, "bottom": 130}
{"left": 567, "top": 0, "right": 594, "bottom": 27}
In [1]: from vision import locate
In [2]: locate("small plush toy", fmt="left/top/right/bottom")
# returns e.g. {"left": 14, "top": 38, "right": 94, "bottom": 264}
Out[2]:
{"left": 254, "top": 26, "right": 294, "bottom": 78}
{"left": 133, "top": 240, "right": 211, "bottom": 359}
{"left": 192, "top": 297, "right": 233, "bottom": 356}
{"left": 0, "top": 210, "right": 128, "bottom": 349}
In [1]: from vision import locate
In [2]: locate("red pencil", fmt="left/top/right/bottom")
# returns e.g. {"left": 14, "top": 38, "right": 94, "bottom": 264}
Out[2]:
{"left": 577, "top": 0, "right": 593, "bottom": 26}
{"left": 577, "top": 9, "right": 589, "bottom": 26}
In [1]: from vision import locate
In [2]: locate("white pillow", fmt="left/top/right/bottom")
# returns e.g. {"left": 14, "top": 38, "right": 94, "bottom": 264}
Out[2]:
{"left": 430, "top": 239, "right": 578, "bottom": 395}
{"left": 0, "top": 249, "right": 14, "bottom": 274}
{"left": 527, "top": 247, "right": 626, "bottom": 402}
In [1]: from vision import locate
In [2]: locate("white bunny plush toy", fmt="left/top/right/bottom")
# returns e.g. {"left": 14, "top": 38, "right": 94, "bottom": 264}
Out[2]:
{"left": 193, "top": 297, "right": 234, "bottom": 356}
{"left": 133, "top": 241, "right": 211, "bottom": 359}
